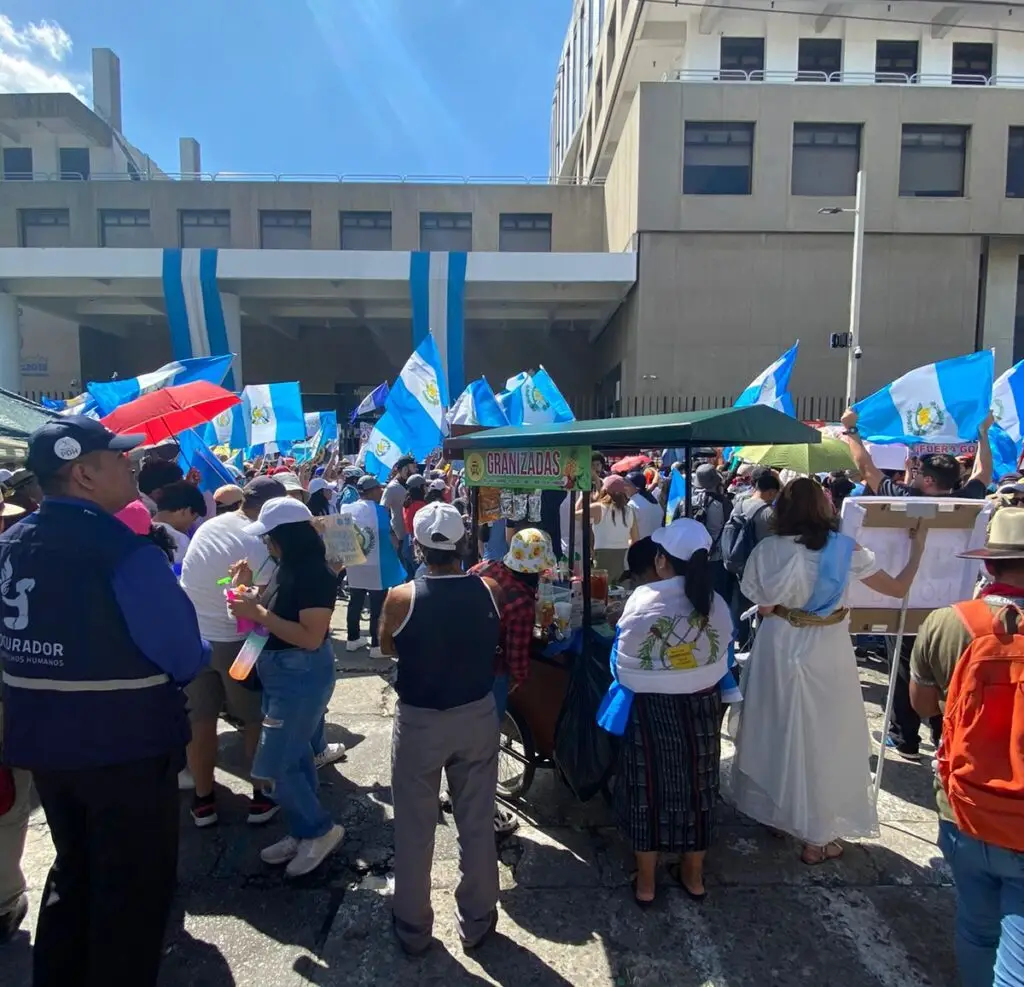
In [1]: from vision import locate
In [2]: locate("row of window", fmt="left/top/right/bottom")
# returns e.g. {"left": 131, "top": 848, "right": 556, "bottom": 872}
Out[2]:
{"left": 720, "top": 36, "right": 993, "bottom": 82}
{"left": 2, "top": 146, "right": 91, "bottom": 181}
{"left": 684, "top": 122, "right": 1024, "bottom": 199}
{"left": 15, "top": 209, "right": 556, "bottom": 251}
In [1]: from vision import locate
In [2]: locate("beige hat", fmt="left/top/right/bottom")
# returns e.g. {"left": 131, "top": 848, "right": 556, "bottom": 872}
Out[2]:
{"left": 504, "top": 528, "right": 556, "bottom": 574}
{"left": 959, "top": 507, "right": 1024, "bottom": 560}
{"left": 0, "top": 491, "right": 25, "bottom": 520}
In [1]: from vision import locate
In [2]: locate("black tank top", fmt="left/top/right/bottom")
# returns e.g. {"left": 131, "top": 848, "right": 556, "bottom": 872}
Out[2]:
{"left": 393, "top": 575, "right": 501, "bottom": 710}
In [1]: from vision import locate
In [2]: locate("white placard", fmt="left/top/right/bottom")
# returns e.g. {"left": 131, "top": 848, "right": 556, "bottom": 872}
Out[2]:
{"left": 840, "top": 496, "right": 992, "bottom": 612}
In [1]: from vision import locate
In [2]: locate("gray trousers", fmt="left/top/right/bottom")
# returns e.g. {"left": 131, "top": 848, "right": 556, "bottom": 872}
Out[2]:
{"left": 391, "top": 694, "right": 499, "bottom": 951}
{"left": 0, "top": 767, "right": 31, "bottom": 916}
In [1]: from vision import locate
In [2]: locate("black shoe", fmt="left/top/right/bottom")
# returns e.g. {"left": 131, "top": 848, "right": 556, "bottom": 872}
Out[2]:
{"left": 461, "top": 910, "right": 499, "bottom": 951}
{"left": 0, "top": 894, "right": 28, "bottom": 943}
{"left": 247, "top": 791, "right": 280, "bottom": 825}
{"left": 190, "top": 793, "right": 219, "bottom": 828}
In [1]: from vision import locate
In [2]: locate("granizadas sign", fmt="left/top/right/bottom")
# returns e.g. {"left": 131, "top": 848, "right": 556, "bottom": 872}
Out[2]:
{"left": 464, "top": 446, "right": 590, "bottom": 491}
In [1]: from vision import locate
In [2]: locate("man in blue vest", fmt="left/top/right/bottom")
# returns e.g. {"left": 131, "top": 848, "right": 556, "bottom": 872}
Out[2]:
{"left": 0, "top": 416, "right": 210, "bottom": 987}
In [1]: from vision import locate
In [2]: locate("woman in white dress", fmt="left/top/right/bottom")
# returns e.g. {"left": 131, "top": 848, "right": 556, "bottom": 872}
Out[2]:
{"left": 732, "top": 478, "right": 924, "bottom": 864}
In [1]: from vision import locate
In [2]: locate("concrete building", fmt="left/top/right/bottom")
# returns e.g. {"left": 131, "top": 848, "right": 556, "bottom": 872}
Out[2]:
{"left": 5, "top": 4, "right": 1024, "bottom": 419}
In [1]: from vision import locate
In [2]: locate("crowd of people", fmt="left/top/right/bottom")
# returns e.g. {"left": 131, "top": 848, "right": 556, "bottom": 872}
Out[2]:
{"left": 0, "top": 406, "right": 1020, "bottom": 985}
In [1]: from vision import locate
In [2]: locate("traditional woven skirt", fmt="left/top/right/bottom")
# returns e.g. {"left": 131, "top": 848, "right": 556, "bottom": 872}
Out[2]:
{"left": 613, "top": 688, "right": 722, "bottom": 854}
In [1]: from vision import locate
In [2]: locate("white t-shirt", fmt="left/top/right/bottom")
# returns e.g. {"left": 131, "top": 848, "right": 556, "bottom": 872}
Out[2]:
{"left": 180, "top": 511, "right": 270, "bottom": 642}
{"left": 152, "top": 521, "right": 191, "bottom": 565}
{"left": 629, "top": 494, "right": 663, "bottom": 540}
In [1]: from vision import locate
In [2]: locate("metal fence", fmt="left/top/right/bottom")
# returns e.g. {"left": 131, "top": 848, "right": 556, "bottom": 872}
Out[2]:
{"left": 5, "top": 172, "right": 606, "bottom": 186}
{"left": 568, "top": 392, "right": 848, "bottom": 424}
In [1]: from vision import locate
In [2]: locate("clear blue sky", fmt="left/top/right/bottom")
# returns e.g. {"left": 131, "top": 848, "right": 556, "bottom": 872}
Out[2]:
{"left": 0, "top": 0, "right": 571, "bottom": 176}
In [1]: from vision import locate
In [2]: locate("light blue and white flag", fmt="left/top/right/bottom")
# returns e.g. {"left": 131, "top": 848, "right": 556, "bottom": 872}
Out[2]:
{"left": 350, "top": 381, "right": 390, "bottom": 424}
{"left": 42, "top": 392, "right": 100, "bottom": 419}
{"left": 853, "top": 350, "right": 994, "bottom": 445}
{"left": 734, "top": 342, "right": 798, "bottom": 415}
{"left": 991, "top": 360, "right": 1024, "bottom": 479}
{"left": 363, "top": 411, "right": 415, "bottom": 482}
{"left": 87, "top": 355, "right": 234, "bottom": 417}
{"left": 304, "top": 410, "right": 338, "bottom": 442}
{"left": 497, "top": 367, "right": 575, "bottom": 426}
{"left": 177, "top": 428, "right": 236, "bottom": 495}
{"left": 204, "top": 382, "right": 305, "bottom": 451}
{"left": 409, "top": 252, "right": 467, "bottom": 397}
{"left": 665, "top": 470, "right": 687, "bottom": 524}
{"left": 385, "top": 334, "right": 449, "bottom": 461}
{"left": 448, "top": 377, "right": 509, "bottom": 428}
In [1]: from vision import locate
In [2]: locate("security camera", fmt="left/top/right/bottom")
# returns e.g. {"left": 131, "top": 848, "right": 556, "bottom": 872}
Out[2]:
{"left": 853, "top": 345, "right": 863, "bottom": 360}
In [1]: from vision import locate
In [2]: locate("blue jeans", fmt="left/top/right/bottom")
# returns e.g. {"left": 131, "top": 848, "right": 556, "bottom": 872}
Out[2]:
{"left": 253, "top": 643, "right": 336, "bottom": 840}
{"left": 939, "top": 819, "right": 1024, "bottom": 987}
{"left": 311, "top": 713, "right": 326, "bottom": 758}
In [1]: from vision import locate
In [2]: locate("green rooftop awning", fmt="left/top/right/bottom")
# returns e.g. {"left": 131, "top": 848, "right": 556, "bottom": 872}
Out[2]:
{"left": 445, "top": 405, "right": 822, "bottom": 454}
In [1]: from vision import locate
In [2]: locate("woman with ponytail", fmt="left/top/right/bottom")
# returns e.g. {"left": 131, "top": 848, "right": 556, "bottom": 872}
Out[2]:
{"left": 732, "top": 477, "right": 924, "bottom": 865}
{"left": 603, "top": 518, "right": 736, "bottom": 906}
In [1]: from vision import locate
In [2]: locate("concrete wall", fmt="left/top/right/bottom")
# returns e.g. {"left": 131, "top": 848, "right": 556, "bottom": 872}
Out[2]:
{"left": 602, "top": 95, "right": 640, "bottom": 254}
{"left": 625, "top": 230, "right": 981, "bottom": 402}
{"left": 626, "top": 81, "right": 1024, "bottom": 237}
{"left": 0, "top": 181, "right": 608, "bottom": 252}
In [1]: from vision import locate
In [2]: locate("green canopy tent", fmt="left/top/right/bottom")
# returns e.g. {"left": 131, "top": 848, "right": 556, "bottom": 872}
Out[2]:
{"left": 0, "top": 388, "right": 58, "bottom": 466}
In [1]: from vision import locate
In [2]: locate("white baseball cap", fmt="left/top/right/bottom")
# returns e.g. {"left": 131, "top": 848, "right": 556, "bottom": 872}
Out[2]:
{"left": 242, "top": 496, "right": 315, "bottom": 536}
{"left": 651, "top": 518, "right": 712, "bottom": 561}
{"left": 413, "top": 501, "right": 465, "bottom": 551}
{"left": 308, "top": 477, "right": 334, "bottom": 496}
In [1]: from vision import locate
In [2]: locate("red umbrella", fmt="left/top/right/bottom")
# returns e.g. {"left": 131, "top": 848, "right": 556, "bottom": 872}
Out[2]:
{"left": 101, "top": 381, "right": 240, "bottom": 445}
{"left": 611, "top": 454, "right": 652, "bottom": 475}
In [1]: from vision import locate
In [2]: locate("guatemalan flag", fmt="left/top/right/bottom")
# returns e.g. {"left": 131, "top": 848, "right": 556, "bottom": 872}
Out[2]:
{"left": 363, "top": 411, "right": 415, "bottom": 481}
{"left": 853, "top": 350, "right": 994, "bottom": 445}
{"left": 386, "top": 334, "right": 449, "bottom": 457}
{"left": 87, "top": 355, "right": 234, "bottom": 417}
{"left": 991, "top": 360, "right": 1024, "bottom": 479}
{"left": 448, "top": 377, "right": 508, "bottom": 428}
{"left": 204, "top": 382, "right": 306, "bottom": 452}
{"left": 350, "top": 381, "right": 390, "bottom": 424}
{"left": 734, "top": 342, "right": 798, "bottom": 415}
{"left": 497, "top": 367, "right": 575, "bottom": 426}
{"left": 42, "top": 392, "right": 100, "bottom": 419}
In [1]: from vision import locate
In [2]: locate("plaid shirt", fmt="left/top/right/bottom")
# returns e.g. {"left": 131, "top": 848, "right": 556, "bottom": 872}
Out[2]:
{"left": 470, "top": 560, "right": 535, "bottom": 686}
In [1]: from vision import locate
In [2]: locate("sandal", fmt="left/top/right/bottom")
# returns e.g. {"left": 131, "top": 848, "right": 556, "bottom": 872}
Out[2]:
{"left": 800, "top": 841, "right": 844, "bottom": 865}
{"left": 667, "top": 862, "right": 707, "bottom": 902}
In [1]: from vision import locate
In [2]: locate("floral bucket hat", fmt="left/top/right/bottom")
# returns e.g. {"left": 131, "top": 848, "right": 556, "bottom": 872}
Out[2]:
{"left": 504, "top": 527, "right": 556, "bottom": 574}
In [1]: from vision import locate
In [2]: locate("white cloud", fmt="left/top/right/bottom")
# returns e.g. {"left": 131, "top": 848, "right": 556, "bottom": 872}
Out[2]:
{"left": 0, "top": 14, "right": 82, "bottom": 96}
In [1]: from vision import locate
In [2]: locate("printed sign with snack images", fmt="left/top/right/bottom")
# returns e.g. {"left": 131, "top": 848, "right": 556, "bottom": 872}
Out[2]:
{"left": 463, "top": 446, "right": 591, "bottom": 492}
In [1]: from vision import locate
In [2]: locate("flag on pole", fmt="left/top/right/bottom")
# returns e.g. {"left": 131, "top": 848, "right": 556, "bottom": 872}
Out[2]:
{"left": 177, "top": 428, "right": 235, "bottom": 494}
{"left": 665, "top": 470, "right": 687, "bottom": 524}
{"left": 853, "top": 350, "right": 994, "bottom": 445}
{"left": 41, "top": 392, "right": 100, "bottom": 419}
{"left": 203, "top": 382, "right": 306, "bottom": 451}
{"left": 363, "top": 411, "right": 414, "bottom": 482}
{"left": 991, "top": 359, "right": 1024, "bottom": 479}
{"left": 448, "top": 377, "right": 509, "bottom": 428}
{"left": 497, "top": 367, "right": 575, "bottom": 426}
{"left": 734, "top": 342, "right": 799, "bottom": 415}
{"left": 87, "top": 355, "right": 233, "bottom": 416}
{"left": 383, "top": 334, "right": 449, "bottom": 460}
{"left": 350, "top": 381, "right": 390, "bottom": 423}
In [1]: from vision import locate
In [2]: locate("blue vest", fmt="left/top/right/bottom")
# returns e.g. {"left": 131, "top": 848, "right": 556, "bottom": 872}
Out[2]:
{"left": 0, "top": 500, "right": 189, "bottom": 770}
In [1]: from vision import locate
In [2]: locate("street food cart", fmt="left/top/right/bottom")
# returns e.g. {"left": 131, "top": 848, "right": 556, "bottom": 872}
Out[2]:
{"left": 445, "top": 406, "right": 822, "bottom": 800}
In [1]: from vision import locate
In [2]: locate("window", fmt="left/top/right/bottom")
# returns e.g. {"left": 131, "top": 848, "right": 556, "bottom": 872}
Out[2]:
{"left": 792, "top": 124, "right": 860, "bottom": 196}
{"left": 499, "top": 214, "right": 552, "bottom": 252}
{"left": 797, "top": 38, "right": 841, "bottom": 81}
{"left": 952, "top": 42, "right": 992, "bottom": 84}
{"left": 180, "top": 210, "right": 231, "bottom": 248}
{"left": 420, "top": 212, "right": 472, "bottom": 251}
{"left": 2, "top": 147, "right": 32, "bottom": 180}
{"left": 99, "top": 209, "right": 151, "bottom": 247}
{"left": 720, "top": 37, "right": 764, "bottom": 79}
{"left": 340, "top": 211, "right": 392, "bottom": 250}
{"left": 19, "top": 209, "right": 70, "bottom": 247}
{"left": 58, "top": 147, "right": 90, "bottom": 180}
{"left": 683, "top": 122, "right": 754, "bottom": 195}
{"left": 1007, "top": 128, "right": 1024, "bottom": 198}
{"left": 875, "top": 40, "right": 919, "bottom": 82}
{"left": 259, "top": 210, "right": 311, "bottom": 249}
{"left": 899, "top": 125, "right": 968, "bottom": 198}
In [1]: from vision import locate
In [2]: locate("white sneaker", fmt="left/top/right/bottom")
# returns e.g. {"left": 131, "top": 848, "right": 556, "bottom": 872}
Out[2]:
{"left": 314, "top": 742, "right": 346, "bottom": 769}
{"left": 260, "top": 835, "right": 300, "bottom": 866}
{"left": 178, "top": 768, "right": 196, "bottom": 791}
{"left": 285, "top": 824, "right": 345, "bottom": 877}
{"left": 368, "top": 646, "right": 385, "bottom": 659}
{"left": 346, "top": 638, "right": 369, "bottom": 652}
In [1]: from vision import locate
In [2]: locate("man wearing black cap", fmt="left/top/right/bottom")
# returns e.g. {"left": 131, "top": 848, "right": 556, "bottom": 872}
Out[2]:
{"left": 180, "top": 476, "right": 286, "bottom": 827}
{"left": 0, "top": 417, "right": 210, "bottom": 986}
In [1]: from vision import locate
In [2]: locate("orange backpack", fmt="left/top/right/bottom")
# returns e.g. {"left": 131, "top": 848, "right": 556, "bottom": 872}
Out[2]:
{"left": 938, "top": 599, "right": 1024, "bottom": 852}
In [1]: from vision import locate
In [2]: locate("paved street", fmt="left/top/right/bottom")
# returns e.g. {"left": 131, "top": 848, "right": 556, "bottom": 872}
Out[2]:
{"left": 0, "top": 611, "right": 958, "bottom": 986}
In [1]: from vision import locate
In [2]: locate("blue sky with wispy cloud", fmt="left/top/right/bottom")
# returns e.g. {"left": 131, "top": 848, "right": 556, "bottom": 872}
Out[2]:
{"left": 0, "top": 0, "right": 570, "bottom": 177}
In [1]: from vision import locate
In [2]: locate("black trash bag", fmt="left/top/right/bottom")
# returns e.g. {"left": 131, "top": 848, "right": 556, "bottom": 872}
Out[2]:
{"left": 553, "top": 640, "right": 619, "bottom": 802}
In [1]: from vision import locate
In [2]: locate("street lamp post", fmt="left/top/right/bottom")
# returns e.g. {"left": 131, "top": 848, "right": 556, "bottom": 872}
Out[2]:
{"left": 819, "top": 169, "right": 866, "bottom": 406}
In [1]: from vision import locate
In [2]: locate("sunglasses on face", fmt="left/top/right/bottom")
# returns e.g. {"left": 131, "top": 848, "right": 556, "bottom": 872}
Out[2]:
{"left": 215, "top": 500, "right": 242, "bottom": 513}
